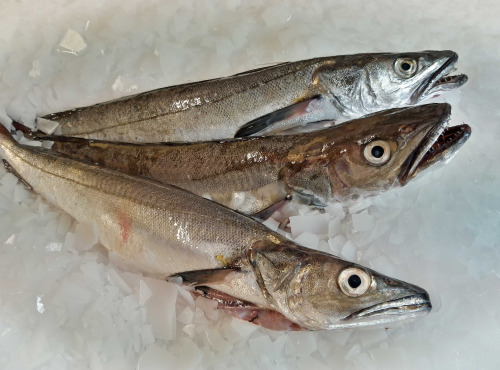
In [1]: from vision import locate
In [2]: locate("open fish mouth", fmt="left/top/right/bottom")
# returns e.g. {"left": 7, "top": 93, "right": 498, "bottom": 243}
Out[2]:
{"left": 413, "top": 52, "right": 468, "bottom": 102}
{"left": 399, "top": 117, "right": 471, "bottom": 185}
{"left": 345, "top": 293, "right": 432, "bottom": 322}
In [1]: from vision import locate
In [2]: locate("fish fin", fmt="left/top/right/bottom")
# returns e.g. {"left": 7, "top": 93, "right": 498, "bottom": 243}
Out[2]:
{"left": 172, "top": 268, "right": 239, "bottom": 285}
{"left": 274, "top": 119, "right": 335, "bottom": 135}
{"left": 251, "top": 197, "right": 291, "bottom": 221}
{"left": 234, "top": 97, "right": 321, "bottom": 137}
{"left": 11, "top": 121, "right": 55, "bottom": 142}
{"left": 11, "top": 121, "right": 36, "bottom": 138}
{"left": 244, "top": 309, "right": 303, "bottom": 331}
{"left": 2, "top": 160, "right": 33, "bottom": 190}
{"left": 193, "top": 286, "right": 303, "bottom": 331}
{"left": 0, "top": 125, "right": 32, "bottom": 190}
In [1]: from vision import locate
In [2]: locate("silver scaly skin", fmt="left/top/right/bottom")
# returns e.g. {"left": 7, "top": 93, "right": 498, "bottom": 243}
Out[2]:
{"left": 39, "top": 51, "right": 467, "bottom": 143}
{"left": 0, "top": 125, "right": 431, "bottom": 330}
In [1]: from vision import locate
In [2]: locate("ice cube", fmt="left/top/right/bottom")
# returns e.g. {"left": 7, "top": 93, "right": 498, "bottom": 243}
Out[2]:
{"left": 139, "top": 280, "right": 153, "bottom": 305}
{"left": 262, "top": 216, "right": 280, "bottom": 231}
{"left": 289, "top": 213, "right": 329, "bottom": 238}
{"left": 352, "top": 210, "right": 375, "bottom": 232}
{"left": 137, "top": 344, "right": 177, "bottom": 370}
{"left": 36, "top": 117, "right": 60, "bottom": 135}
{"left": 294, "top": 231, "right": 319, "bottom": 249}
{"left": 57, "top": 29, "right": 87, "bottom": 56}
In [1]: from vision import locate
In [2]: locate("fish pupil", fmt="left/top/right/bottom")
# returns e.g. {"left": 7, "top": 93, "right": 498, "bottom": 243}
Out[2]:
{"left": 401, "top": 62, "right": 411, "bottom": 71}
{"left": 371, "top": 146, "right": 384, "bottom": 158}
{"left": 348, "top": 274, "right": 362, "bottom": 289}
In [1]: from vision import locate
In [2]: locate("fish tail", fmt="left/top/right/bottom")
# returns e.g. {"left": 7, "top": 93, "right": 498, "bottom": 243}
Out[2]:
{"left": 0, "top": 123, "right": 15, "bottom": 148}
{"left": 0, "top": 124, "right": 34, "bottom": 190}
{"left": 11, "top": 121, "right": 44, "bottom": 140}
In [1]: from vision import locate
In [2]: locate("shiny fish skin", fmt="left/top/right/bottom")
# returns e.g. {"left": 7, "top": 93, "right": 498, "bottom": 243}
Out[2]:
{"left": 0, "top": 125, "right": 431, "bottom": 330}
{"left": 31, "top": 103, "right": 469, "bottom": 215}
{"left": 39, "top": 51, "right": 467, "bottom": 143}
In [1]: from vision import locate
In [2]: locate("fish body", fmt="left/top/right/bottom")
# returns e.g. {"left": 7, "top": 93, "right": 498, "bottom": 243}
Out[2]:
{"left": 39, "top": 51, "right": 467, "bottom": 142}
{"left": 29, "top": 104, "right": 471, "bottom": 215}
{"left": 0, "top": 125, "right": 431, "bottom": 330}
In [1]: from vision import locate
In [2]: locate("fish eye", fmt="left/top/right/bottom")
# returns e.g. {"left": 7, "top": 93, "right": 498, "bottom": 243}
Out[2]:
{"left": 363, "top": 140, "right": 391, "bottom": 166}
{"left": 338, "top": 267, "right": 372, "bottom": 297}
{"left": 394, "top": 58, "right": 418, "bottom": 78}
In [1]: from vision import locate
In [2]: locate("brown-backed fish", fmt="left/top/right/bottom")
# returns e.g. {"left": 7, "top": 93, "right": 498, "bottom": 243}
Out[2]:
{"left": 24, "top": 103, "right": 471, "bottom": 216}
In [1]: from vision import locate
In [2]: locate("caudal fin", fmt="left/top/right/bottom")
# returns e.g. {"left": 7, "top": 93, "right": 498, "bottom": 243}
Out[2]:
{"left": 0, "top": 123, "right": 15, "bottom": 144}
{"left": 0, "top": 123, "right": 11, "bottom": 136}
{"left": 0, "top": 123, "right": 34, "bottom": 189}
{"left": 11, "top": 121, "right": 45, "bottom": 140}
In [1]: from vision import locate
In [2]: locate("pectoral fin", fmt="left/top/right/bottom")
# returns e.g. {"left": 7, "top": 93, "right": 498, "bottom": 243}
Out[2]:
{"left": 172, "top": 268, "right": 239, "bottom": 285}
{"left": 234, "top": 97, "right": 321, "bottom": 137}
{"left": 251, "top": 197, "right": 291, "bottom": 221}
{"left": 12, "top": 121, "right": 38, "bottom": 139}
{"left": 193, "top": 285, "right": 303, "bottom": 331}
{"left": 3, "top": 160, "right": 33, "bottom": 190}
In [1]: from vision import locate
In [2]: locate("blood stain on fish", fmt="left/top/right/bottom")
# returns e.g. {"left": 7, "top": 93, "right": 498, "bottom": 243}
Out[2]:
{"left": 118, "top": 214, "right": 133, "bottom": 242}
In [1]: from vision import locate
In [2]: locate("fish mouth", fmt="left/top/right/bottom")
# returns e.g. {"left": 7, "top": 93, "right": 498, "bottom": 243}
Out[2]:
{"left": 399, "top": 112, "right": 471, "bottom": 185}
{"left": 345, "top": 293, "right": 432, "bottom": 322}
{"left": 412, "top": 52, "right": 468, "bottom": 103}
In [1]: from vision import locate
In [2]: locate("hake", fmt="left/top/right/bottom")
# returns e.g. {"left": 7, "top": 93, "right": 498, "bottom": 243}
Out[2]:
{"left": 39, "top": 51, "right": 467, "bottom": 143}
{"left": 24, "top": 104, "right": 471, "bottom": 215}
{"left": 0, "top": 125, "right": 431, "bottom": 330}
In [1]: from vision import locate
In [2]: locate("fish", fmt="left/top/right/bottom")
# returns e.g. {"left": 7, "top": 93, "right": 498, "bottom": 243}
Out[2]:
{"left": 21, "top": 103, "right": 471, "bottom": 216}
{"left": 38, "top": 51, "right": 467, "bottom": 143}
{"left": 0, "top": 124, "right": 431, "bottom": 331}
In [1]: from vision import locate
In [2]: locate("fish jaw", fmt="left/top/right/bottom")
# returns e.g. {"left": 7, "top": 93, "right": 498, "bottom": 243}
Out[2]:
{"left": 399, "top": 121, "right": 471, "bottom": 185}
{"left": 340, "top": 292, "right": 431, "bottom": 328}
{"left": 411, "top": 51, "right": 468, "bottom": 103}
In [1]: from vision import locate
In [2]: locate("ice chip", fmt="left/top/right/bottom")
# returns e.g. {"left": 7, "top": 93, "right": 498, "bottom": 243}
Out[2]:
{"left": 141, "top": 325, "right": 155, "bottom": 347}
{"left": 262, "top": 216, "right": 280, "bottom": 231}
{"left": 139, "top": 280, "right": 153, "bottom": 305}
{"left": 144, "top": 279, "right": 178, "bottom": 341}
{"left": 297, "top": 356, "right": 330, "bottom": 370}
{"left": 195, "top": 296, "right": 218, "bottom": 321}
{"left": 137, "top": 344, "right": 177, "bottom": 370}
{"left": 73, "top": 221, "right": 98, "bottom": 251}
{"left": 57, "top": 29, "right": 88, "bottom": 56}
{"left": 295, "top": 231, "right": 319, "bottom": 249}
{"left": 107, "top": 269, "right": 133, "bottom": 295}
{"left": 80, "top": 261, "right": 102, "bottom": 282}
{"left": 328, "top": 234, "right": 347, "bottom": 254}
{"left": 230, "top": 317, "right": 258, "bottom": 339}
{"left": 173, "top": 338, "right": 204, "bottom": 369}
{"left": 177, "top": 306, "right": 194, "bottom": 325}
{"left": 36, "top": 117, "right": 60, "bottom": 135}
{"left": 328, "top": 218, "right": 342, "bottom": 237}
{"left": 341, "top": 240, "right": 357, "bottom": 261}
{"left": 289, "top": 213, "right": 329, "bottom": 238}
{"left": 352, "top": 210, "right": 375, "bottom": 232}
{"left": 36, "top": 295, "right": 46, "bottom": 314}
{"left": 325, "top": 203, "right": 345, "bottom": 220}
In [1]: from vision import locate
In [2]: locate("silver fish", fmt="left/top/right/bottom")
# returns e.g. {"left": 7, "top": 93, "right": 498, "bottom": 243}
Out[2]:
{"left": 25, "top": 104, "right": 471, "bottom": 216}
{"left": 0, "top": 125, "right": 431, "bottom": 330}
{"left": 39, "top": 51, "right": 467, "bottom": 142}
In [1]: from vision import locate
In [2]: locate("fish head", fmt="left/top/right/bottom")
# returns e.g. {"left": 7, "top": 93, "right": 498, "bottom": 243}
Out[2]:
{"left": 284, "top": 103, "right": 471, "bottom": 204}
{"left": 317, "top": 51, "right": 467, "bottom": 116}
{"left": 249, "top": 240, "right": 431, "bottom": 330}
